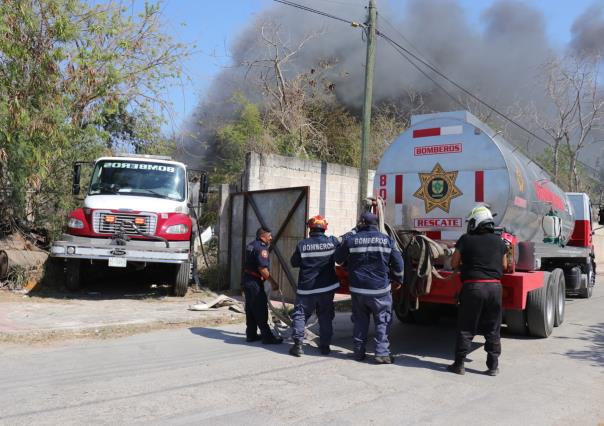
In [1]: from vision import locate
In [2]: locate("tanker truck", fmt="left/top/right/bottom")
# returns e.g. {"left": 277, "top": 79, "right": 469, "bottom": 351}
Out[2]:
{"left": 50, "top": 154, "right": 208, "bottom": 296}
{"left": 372, "top": 110, "right": 600, "bottom": 338}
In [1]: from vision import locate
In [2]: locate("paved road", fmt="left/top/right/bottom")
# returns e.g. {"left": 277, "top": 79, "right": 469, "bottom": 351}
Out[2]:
{"left": 1, "top": 280, "right": 603, "bottom": 425}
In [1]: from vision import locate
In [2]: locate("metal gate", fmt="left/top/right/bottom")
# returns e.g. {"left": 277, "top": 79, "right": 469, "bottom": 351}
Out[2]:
{"left": 228, "top": 186, "right": 309, "bottom": 302}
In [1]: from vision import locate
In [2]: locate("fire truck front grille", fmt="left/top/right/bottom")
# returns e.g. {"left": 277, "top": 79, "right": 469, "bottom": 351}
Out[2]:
{"left": 92, "top": 212, "right": 157, "bottom": 235}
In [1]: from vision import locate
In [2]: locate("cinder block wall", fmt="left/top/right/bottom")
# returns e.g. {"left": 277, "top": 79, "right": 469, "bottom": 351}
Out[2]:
{"left": 243, "top": 152, "right": 374, "bottom": 237}
{"left": 594, "top": 228, "right": 604, "bottom": 272}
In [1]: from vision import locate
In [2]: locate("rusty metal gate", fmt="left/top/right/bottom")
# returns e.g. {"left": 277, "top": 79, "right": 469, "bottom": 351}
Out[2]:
{"left": 228, "top": 186, "right": 309, "bottom": 302}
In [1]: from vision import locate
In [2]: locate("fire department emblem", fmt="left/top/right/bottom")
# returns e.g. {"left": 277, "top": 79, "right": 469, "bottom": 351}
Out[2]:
{"left": 413, "top": 163, "right": 462, "bottom": 213}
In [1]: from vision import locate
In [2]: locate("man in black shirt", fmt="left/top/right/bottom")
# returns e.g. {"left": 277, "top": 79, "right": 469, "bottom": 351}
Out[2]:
{"left": 448, "top": 205, "right": 508, "bottom": 376}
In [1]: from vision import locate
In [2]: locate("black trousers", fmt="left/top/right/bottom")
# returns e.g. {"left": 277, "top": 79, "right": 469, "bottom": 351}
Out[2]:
{"left": 242, "top": 277, "right": 272, "bottom": 339}
{"left": 455, "top": 281, "right": 502, "bottom": 369}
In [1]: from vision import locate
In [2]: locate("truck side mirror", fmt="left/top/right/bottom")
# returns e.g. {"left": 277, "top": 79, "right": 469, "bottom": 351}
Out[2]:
{"left": 599, "top": 206, "right": 604, "bottom": 226}
{"left": 199, "top": 172, "right": 209, "bottom": 204}
{"left": 72, "top": 163, "right": 81, "bottom": 195}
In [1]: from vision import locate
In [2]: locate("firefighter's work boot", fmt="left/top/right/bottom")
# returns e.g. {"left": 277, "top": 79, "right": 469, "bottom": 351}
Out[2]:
{"left": 246, "top": 335, "right": 261, "bottom": 343}
{"left": 486, "top": 367, "right": 499, "bottom": 376}
{"left": 447, "top": 362, "right": 465, "bottom": 375}
{"left": 353, "top": 352, "right": 366, "bottom": 362}
{"left": 262, "top": 335, "right": 283, "bottom": 345}
{"left": 374, "top": 355, "right": 394, "bottom": 364}
{"left": 319, "top": 345, "right": 331, "bottom": 355}
{"left": 289, "top": 341, "right": 304, "bottom": 357}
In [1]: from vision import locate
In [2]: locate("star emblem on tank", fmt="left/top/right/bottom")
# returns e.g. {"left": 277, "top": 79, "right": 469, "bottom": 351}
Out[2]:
{"left": 413, "top": 163, "right": 463, "bottom": 213}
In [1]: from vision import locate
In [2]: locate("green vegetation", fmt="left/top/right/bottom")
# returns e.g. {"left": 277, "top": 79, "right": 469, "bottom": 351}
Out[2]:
{"left": 0, "top": 0, "right": 189, "bottom": 238}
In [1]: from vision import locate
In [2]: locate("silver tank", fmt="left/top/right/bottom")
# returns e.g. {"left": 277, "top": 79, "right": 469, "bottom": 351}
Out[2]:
{"left": 374, "top": 111, "right": 574, "bottom": 243}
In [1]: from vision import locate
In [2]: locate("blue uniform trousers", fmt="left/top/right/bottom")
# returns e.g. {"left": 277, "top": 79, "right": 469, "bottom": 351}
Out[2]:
{"left": 242, "top": 277, "right": 271, "bottom": 339}
{"left": 351, "top": 292, "right": 393, "bottom": 357}
{"left": 291, "top": 291, "right": 335, "bottom": 346}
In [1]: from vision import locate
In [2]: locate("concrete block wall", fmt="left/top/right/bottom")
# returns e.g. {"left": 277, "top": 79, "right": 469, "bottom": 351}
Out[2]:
{"left": 243, "top": 152, "right": 374, "bottom": 237}
{"left": 593, "top": 227, "right": 604, "bottom": 272}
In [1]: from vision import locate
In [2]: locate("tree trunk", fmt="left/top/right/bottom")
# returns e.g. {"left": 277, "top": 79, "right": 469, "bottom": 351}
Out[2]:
{"left": 568, "top": 152, "right": 578, "bottom": 191}
{"left": 553, "top": 138, "right": 560, "bottom": 185}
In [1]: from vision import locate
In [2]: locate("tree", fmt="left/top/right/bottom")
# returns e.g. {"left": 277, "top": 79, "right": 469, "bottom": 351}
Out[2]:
{"left": 531, "top": 54, "right": 604, "bottom": 191}
{"left": 213, "top": 94, "right": 271, "bottom": 183}
{"left": 0, "top": 0, "right": 189, "bottom": 237}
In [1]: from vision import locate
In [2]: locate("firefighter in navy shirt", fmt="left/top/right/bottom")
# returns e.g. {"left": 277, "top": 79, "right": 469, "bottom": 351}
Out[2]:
{"left": 449, "top": 205, "right": 507, "bottom": 376}
{"left": 242, "top": 226, "right": 283, "bottom": 345}
{"left": 335, "top": 212, "right": 404, "bottom": 364}
{"left": 289, "top": 215, "right": 340, "bottom": 357}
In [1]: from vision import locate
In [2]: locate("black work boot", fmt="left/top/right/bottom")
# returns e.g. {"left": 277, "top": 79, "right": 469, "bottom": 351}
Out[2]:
{"left": 289, "top": 341, "right": 303, "bottom": 357}
{"left": 262, "top": 335, "right": 283, "bottom": 345}
{"left": 353, "top": 352, "right": 366, "bottom": 362}
{"left": 447, "top": 361, "right": 465, "bottom": 375}
{"left": 374, "top": 355, "right": 394, "bottom": 364}
{"left": 486, "top": 367, "right": 500, "bottom": 376}
{"left": 319, "top": 345, "right": 331, "bottom": 355}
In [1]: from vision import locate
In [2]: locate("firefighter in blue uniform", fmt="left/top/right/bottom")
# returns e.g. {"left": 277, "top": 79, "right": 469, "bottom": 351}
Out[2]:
{"left": 335, "top": 212, "right": 404, "bottom": 364}
{"left": 242, "top": 226, "right": 283, "bottom": 345}
{"left": 289, "top": 215, "right": 340, "bottom": 357}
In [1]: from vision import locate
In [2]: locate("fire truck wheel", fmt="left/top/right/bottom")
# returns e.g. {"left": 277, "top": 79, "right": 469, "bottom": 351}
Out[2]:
{"left": 578, "top": 262, "right": 594, "bottom": 299}
{"left": 173, "top": 261, "right": 190, "bottom": 297}
{"left": 504, "top": 309, "right": 527, "bottom": 335}
{"left": 64, "top": 259, "right": 82, "bottom": 292}
{"left": 552, "top": 268, "right": 565, "bottom": 327}
{"left": 526, "top": 272, "right": 555, "bottom": 338}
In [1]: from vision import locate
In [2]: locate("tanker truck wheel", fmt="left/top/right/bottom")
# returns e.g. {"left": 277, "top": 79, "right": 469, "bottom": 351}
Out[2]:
{"left": 173, "top": 261, "right": 190, "bottom": 297}
{"left": 64, "top": 259, "right": 82, "bottom": 292}
{"left": 578, "top": 262, "right": 594, "bottom": 299}
{"left": 504, "top": 309, "right": 527, "bottom": 335}
{"left": 526, "top": 272, "right": 555, "bottom": 338}
{"left": 552, "top": 268, "right": 565, "bottom": 327}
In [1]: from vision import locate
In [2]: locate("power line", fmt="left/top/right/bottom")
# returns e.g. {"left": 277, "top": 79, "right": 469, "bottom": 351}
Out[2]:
{"left": 379, "top": 36, "right": 465, "bottom": 108}
{"left": 272, "top": 0, "right": 357, "bottom": 26}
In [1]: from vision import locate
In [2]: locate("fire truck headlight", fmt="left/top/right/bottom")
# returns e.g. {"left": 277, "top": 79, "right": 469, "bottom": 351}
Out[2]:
{"left": 66, "top": 246, "right": 76, "bottom": 254}
{"left": 165, "top": 224, "right": 189, "bottom": 234}
{"left": 67, "top": 218, "right": 85, "bottom": 229}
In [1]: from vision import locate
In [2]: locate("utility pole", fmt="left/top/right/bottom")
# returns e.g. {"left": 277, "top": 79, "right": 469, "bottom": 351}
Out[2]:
{"left": 357, "top": 0, "right": 377, "bottom": 217}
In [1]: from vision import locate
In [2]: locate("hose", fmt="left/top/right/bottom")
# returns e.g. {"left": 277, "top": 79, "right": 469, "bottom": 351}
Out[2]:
{"left": 373, "top": 197, "right": 455, "bottom": 312}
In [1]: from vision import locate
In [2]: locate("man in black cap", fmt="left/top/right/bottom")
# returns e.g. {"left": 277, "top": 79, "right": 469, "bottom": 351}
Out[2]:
{"left": 335, "top": 212, "right": 404, "bottom": 364}
{"left": 242, "top": 226, "right": 283, "bottom": 344}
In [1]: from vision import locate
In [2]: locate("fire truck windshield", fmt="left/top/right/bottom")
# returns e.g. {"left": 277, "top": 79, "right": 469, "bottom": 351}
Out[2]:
{"left": 88, "top": 160, "right": 186, "bottom": 201}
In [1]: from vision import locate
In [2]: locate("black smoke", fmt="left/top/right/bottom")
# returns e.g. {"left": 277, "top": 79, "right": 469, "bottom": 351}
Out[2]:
{"left": 178, "top": 0, "right": 603, "bottom": 168}
{"left": 571, "top": 3, "right": 604, "bottom": 56}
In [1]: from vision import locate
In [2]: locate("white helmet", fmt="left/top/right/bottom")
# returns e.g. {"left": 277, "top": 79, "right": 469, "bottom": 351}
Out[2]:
{"left": 466, "top": 204, "right": 495, "bottom": 233}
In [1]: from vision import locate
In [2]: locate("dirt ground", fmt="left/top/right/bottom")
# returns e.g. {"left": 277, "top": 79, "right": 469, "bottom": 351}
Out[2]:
{"left": 0, "top": 265, "right": 246, "bottom": 345}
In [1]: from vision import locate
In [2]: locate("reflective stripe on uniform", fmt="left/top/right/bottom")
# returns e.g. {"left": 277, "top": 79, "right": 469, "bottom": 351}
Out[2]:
{"left": 393, "top": 270, "right": 404, "bottom": 278}
{"left": 300, "top": 249, "right": 335, "bottom": 258}
{"left": 349, "top": 284, "right": 391, "bottom": 295}
{"left": 349, "top": 246, "right": 392, "bottom": 254}
{"left": 296, "top": 282, "right": 340, "bottom": 295}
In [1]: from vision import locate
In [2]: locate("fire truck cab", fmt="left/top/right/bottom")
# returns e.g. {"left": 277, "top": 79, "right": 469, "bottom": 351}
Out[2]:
{"left": 50, "top": 154, "right": 208, "bottom": 296}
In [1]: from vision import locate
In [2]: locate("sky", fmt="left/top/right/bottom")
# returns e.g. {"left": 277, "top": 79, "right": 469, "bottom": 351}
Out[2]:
{"left": 153, "top": 0, "right": 600, "bottom": 133}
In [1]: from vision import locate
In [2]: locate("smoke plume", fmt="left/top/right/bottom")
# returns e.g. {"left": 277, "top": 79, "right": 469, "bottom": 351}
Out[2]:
{"left": 571, "top": 3, "right": 604, "bottom": 56}
{"left": 179, "top": 0, "right": 604, "bottom": 168}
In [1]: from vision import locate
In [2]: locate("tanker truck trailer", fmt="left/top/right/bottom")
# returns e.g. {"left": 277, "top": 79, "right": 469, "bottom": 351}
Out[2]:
{"left": 373, "top": 110, "right": 599, "bottom": 337}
